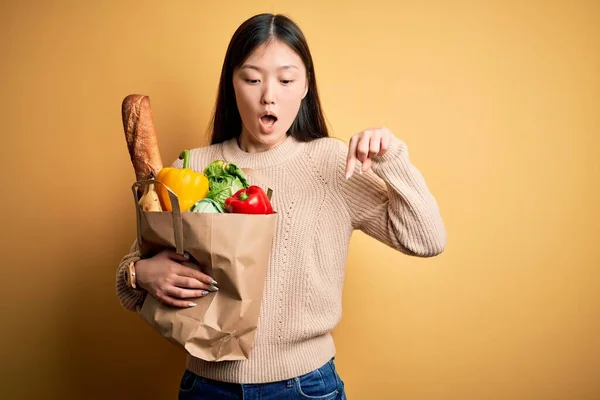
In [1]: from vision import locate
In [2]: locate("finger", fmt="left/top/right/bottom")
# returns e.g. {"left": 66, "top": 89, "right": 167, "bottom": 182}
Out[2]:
{"left": 379, "top": 131, "right": 391, "bottom": 156}
{"left": 369, "top": 131, "right": 381, "bottom": 158}
{"left": 165, "top": 285, "right": 212, "bottom": 300}
{"left": 176, "top": 264, "right": 217, "bottom": 286}
{"left": 362, "top": 131, "right": 381, "bottom": 172}
{"left": 362, "top": 157, "right": 372, "bottom": 172}
{"left": 160, "top": 294, "right": 202, "bottom": 308}
{"left": 346, "top": 136, "right": 358, "bottom": 179}
{"left": 356, "top": 132, "right": 371, "bottom": 164}
{"left": 166, "top": 250, "right": 190, "bottom": 262}
{"left": 172, "top": 275, "right": 218, "bottom": 291}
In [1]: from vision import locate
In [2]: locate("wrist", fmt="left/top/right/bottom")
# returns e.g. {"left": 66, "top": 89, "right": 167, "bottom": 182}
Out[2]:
{"left": 373, "top": 135, "right": 406, "bottom": 164}
{"left": 124, "top": 258, "right": 145, "bottom": 291}
{"left": 133, "top": 259, "right": 148, "bottom": 291}
{"left": 368, "top": 137, "right": 408, "bottom": 177}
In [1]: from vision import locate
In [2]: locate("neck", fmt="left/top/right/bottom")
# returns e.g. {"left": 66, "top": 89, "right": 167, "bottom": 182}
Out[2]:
{"left": 223, "top": 132, "right": 303, "bottom": 169}
{"left": 238, "top": 132, "right": 288, "bottom": 153}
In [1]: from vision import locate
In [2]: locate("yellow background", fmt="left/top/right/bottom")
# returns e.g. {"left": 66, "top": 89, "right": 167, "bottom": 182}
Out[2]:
{"left": 1, "top": 1, "right": 598, "bottom": 399}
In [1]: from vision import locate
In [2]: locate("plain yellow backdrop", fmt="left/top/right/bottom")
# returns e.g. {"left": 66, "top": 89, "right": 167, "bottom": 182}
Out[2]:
{"left": 1, "top": 1, "right": 598, "bottom": 399}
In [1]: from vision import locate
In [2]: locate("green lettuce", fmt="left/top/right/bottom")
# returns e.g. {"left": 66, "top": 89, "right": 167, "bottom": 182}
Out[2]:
{"left": 203, "top": 160, "right": 249, "bottom": 208}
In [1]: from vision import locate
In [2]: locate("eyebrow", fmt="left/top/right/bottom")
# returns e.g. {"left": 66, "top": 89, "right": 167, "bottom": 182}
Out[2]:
{"left": 240, "top": 64, "right": 300, "bottom": 71}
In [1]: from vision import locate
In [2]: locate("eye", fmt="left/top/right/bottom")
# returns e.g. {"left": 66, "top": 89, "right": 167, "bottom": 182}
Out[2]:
{"left": 281, "top": 80, "right": 295, "bottom": 85}
{"left": 245, "top": 79, "right": 260, "bottom": 84}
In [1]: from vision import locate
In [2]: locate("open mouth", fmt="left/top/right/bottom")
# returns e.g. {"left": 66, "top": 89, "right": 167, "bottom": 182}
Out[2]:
{"left": 260, "top": 114, "right": 278, "bottom": 127}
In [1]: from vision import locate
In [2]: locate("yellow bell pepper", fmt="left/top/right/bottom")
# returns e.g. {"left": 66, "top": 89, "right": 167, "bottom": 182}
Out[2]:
{"left": 156, "top": 150, "right": 209, "bottom": 212}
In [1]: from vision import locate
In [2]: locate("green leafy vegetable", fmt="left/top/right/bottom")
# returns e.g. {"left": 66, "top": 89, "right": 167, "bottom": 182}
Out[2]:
{"left": 190, "top": 198, "right": 224, "bottom": 213}
{"left": 203, "top": 160, "right": 249, "bottom": 208}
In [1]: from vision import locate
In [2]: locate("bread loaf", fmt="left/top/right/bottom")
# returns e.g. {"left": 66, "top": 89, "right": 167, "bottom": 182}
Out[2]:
{"left": 122, "top": 94, "right": 163, "bottom": 181}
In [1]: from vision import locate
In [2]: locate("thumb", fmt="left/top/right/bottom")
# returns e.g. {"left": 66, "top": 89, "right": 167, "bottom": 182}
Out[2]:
{"left": 167, "top": 250, "right": 190, "bottom": 262}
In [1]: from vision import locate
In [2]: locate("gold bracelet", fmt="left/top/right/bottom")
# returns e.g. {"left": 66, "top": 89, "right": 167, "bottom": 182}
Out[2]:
{"left": 125, "top": 260, "right": 137, "bottom": 289}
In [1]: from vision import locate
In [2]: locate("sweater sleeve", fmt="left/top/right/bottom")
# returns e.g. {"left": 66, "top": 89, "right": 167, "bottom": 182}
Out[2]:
{"left": 337, "top": 136, "right": 446, "bottom": 257}
{"left": 115, "top": 152, "right": 193, "bottom": 313}
{"left": 115, "top": 156, "right": 187, "bottom": 312}
{"left": 115, "top": 240, "right": 147, "bottom": 312}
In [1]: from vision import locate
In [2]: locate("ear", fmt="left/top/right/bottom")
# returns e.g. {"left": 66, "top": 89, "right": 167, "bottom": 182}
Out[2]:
{"left": 302, "top": 81, "right": 309, "bottom": 99}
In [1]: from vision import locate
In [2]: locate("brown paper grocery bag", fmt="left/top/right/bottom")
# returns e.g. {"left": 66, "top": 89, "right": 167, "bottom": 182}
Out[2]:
{"left": 131, "top": 177, "right": 277, "bottom": 362}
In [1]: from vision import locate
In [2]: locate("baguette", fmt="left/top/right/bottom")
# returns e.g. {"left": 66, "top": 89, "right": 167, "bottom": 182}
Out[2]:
{"left": 122, "top": 94, "right": 163, "bottom": 181}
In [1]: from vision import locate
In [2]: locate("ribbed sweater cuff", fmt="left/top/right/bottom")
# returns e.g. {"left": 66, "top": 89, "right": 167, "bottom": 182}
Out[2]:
{"left": 116, "top": 256, "right": 147, "bottom": 311}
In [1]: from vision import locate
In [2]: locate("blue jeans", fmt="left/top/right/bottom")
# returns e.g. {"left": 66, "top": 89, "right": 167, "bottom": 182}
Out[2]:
{"left": 178, "top": 358, "right": 346, "bottom": 399}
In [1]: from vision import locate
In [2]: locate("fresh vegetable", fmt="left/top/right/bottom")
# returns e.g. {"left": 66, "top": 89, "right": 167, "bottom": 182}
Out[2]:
{"left": 224, "top": 186, "right": 273, "bottom": 215}
{"left": 203, "top": 160, "right": 250, "bottom": 208}
{"left": 138, "top": 183, "right": 162, "bottom": 212}
{"left": 156, "top": 150, "right": 209, "bottom": 212}
{"left": 190, "top": 198, "right": 224, "bottom": 213}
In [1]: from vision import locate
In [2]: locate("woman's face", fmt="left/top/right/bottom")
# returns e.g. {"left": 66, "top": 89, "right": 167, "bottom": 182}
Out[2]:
{"left": 233, "top": 39, "right": 308, "bottom": 150}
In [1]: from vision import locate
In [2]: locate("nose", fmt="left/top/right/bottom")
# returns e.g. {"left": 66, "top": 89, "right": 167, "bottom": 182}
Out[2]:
{"left": 261, "top": 81, "right": 276, "bottom": 105}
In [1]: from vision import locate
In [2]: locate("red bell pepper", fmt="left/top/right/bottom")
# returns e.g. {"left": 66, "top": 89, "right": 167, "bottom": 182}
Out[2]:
{"left": 224, "top": 186, "right": 273, "bottom": 214}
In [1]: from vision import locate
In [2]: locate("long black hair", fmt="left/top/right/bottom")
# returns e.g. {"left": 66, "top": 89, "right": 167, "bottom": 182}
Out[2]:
{"left": 209, "top": 13, "right": 329, "bottom": 145}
